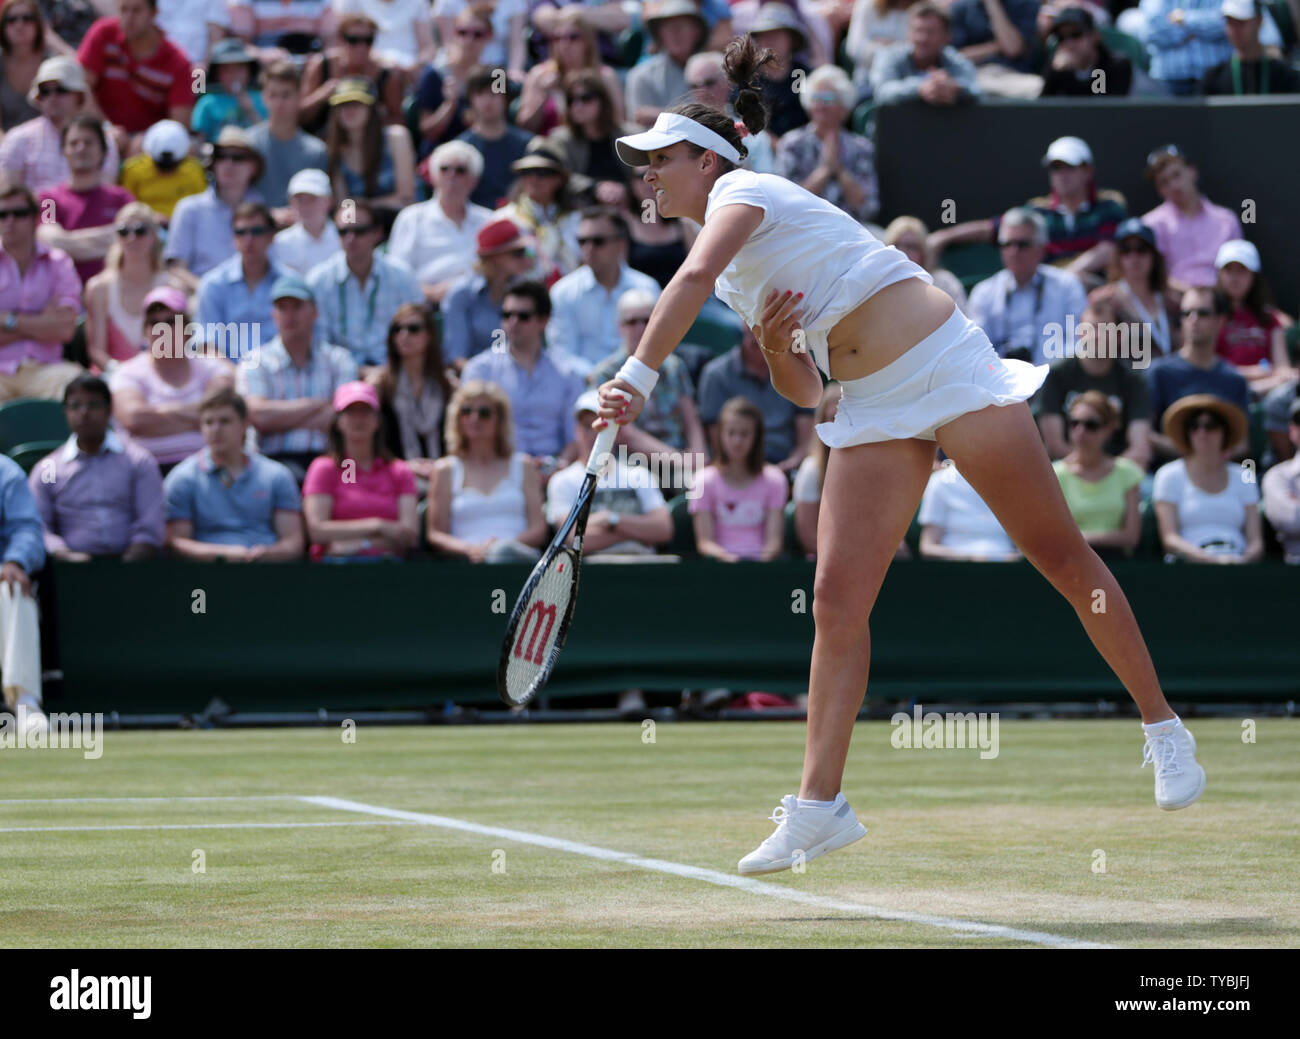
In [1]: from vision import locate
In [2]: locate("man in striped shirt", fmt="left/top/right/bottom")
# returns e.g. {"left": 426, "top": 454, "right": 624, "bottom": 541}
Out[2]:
{"left": 76, "top": 0, "right": 195, "bottom": 155}
{"left": 237, "top": 276, "right": 358, "bottom": 482}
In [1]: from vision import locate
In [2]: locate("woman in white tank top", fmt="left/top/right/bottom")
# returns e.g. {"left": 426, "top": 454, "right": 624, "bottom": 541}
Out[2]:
{"left": 594, "top": 37, "right": 1207, "bottom": 876}
{"left": 426, "top": 380, "right": 548, "bottom": 563}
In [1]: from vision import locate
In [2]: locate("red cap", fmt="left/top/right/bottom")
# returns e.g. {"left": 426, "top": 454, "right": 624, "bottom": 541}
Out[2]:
{"left": 476, "top": 218, "right": 524, "bottom": 256}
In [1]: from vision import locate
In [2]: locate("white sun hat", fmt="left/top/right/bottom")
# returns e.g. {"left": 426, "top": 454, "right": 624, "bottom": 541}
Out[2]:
{"left": 615, "top": 111, "right": 742, "bottom": 168}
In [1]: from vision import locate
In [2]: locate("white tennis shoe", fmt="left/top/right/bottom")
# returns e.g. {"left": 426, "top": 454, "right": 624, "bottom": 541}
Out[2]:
{"left": 738, "top": 794, "right": 867, "bottom": 875}
{"left": 1142, "top": 717, "right": 1206, "bottom": 810}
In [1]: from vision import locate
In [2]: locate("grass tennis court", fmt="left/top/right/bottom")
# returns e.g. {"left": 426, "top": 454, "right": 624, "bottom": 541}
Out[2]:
{"left": 1, "top": 720, "right": 1296, "bottom": 948}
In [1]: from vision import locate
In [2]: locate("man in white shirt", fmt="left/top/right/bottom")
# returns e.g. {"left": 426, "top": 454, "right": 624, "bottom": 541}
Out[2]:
{"left": 387, "top": 140, "right": 494, "bottom": 304}
{"left": 967, "top": 207, "right": 1087, "bottom": 365}
{"left": 547, "top": 207, "right": 661, "bottom": 367}
{"left": 545, "top": 390, "right": 673, "bottom": 556}
{"left": 270, "top": 169, "right": 341, "bottom": 276}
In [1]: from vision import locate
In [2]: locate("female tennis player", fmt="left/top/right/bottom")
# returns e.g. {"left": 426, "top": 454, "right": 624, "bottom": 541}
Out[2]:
{"left": 596, "top": 37, "right": 1206, "bottom": 876}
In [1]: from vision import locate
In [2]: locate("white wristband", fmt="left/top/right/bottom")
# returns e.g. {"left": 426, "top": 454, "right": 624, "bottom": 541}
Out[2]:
{"left": 616, "top": 356, "right": 659, "bottom": 399}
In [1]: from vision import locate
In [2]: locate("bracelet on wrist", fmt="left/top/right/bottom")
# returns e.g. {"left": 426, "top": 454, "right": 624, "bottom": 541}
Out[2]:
{"left": 758, "top": 342, "right": 790, "bottom": 356}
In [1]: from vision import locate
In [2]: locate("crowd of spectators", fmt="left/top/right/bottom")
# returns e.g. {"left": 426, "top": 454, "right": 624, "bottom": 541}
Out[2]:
{"left": 0, "top": 0, "right": 1297, "bottom": 725}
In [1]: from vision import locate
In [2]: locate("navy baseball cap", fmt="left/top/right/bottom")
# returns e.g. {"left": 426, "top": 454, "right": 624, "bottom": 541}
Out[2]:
{"left": 1114, "top": 217, "right": 1156, "bottom": 248}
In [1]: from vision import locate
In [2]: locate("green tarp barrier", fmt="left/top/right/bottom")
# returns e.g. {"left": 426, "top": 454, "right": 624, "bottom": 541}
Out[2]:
{"left": 48, "top": 558, "right": 1299, "bottom": 713}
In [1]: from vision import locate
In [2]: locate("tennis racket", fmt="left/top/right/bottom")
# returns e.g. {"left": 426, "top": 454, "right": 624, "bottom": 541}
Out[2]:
{"left": 497, "top": 398, "right": 625, "bottom": 707}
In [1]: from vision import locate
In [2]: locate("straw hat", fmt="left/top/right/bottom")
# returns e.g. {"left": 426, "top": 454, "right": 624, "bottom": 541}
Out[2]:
{"left": 1161, "top": 394, "right": 1248, "bottom": 455}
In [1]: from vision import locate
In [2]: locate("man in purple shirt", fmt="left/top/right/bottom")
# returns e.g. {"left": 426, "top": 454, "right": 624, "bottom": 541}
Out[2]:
{"left": 1141, "top": 144, "right": 1243, "bottom": 292}
{"left": 37, "top": 114, "right": 135, "bottom": 285}
{"left": 28, "top": 374, "right": 164, "bottom": 560}
{"left": 0, "top": 180, "right": 84, "bottom": 402}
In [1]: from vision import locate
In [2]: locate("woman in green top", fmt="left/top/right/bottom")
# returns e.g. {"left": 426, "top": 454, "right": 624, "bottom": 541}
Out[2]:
{"left": 1053, "top": 390, "right": 1143, "bottom": 558}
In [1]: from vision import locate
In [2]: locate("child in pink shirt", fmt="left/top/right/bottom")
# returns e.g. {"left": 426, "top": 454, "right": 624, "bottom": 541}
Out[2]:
{"left": 690, "top": 397, "right": 789, "bottom": 561}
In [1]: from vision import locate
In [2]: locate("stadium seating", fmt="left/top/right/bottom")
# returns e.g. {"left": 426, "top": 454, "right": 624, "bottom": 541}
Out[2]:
{"left": 663, "top": 492, "right": 697, "bottom": 555}
{"left": 8, "top": 440, "right": 63, "bottom": 474}
{"left": 0, "top": 399, "right": 69, "bottom": 456}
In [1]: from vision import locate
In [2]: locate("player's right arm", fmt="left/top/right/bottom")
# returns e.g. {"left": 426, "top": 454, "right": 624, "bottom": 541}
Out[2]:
{"left": 596, "top": 203, "right": 764, "bottom": 428}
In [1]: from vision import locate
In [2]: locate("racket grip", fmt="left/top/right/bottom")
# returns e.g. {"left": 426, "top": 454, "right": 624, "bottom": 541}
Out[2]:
{"left": 586, "top": 390, "right": 626, "bottom": 475}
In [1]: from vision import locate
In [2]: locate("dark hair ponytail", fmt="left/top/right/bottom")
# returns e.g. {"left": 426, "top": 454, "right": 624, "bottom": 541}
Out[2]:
{"left": 724, "top": 35, "right": 773, "bottom": 139}
{"left": 665, "top": 37, "right": 773, "bottom": 172}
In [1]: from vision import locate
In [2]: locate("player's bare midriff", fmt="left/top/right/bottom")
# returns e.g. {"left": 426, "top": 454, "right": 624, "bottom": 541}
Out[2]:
{"left": 825, "top": 277, "right": 958, "bottom": 383}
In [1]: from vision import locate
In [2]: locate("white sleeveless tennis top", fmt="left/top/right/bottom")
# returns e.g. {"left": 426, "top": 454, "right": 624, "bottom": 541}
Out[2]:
{"left": 705, "top": 169, "right": 932, "bottom": 378}
{"left": 449, "top": 452, "right": 529, "bottom": 541}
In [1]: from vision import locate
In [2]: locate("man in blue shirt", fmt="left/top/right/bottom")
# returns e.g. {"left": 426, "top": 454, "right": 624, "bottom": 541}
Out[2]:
{"left": 460, "top": 279, "right": 585, "bottom": 462}
{"left": 306, "top": 199, "right": 422, "bottom": 369}
{"left": 0, "top": 451, "right": 47, "bottom": 733}
{"left": 948, "top": 0, "right": 1043, "bottom": 95}
{"left": 547, "top": 207, "right": 660, "bottom": 368}
{"left": 164, "top": 385, "right": 305, "bottom": 560}
{"left": 1147, "top": 285, "right": 1251, "bottom": 462}
{"left": 195, "top": 201, "right": 284, "bottom": 361}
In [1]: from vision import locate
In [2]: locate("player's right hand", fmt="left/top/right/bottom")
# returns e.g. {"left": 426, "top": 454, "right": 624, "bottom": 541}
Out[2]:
{"left": 594, "top": 380, "right": 642, "bottom": 430}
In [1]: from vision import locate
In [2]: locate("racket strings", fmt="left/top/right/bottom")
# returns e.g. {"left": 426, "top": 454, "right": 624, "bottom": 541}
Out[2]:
{"left": 503, "top": 551, "right": 577, "bottom": 701}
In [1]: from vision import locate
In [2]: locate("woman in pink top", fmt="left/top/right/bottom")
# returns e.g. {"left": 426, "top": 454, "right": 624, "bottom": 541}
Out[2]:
{"left": 302, "top": 381, "right": 420, "bottom": 562}
{"left": 84, "top": 202, "right": 186, "bottom": 370}
{"left": 109, "top": 286, "right": 235, "bottom": 475}
{"left": 690, "top": 397, "right": 788, "bottom": 561}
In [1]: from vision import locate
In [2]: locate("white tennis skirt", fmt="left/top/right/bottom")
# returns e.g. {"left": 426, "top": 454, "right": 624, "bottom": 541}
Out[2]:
{"left": 817, "top": 307, "right": 1049, "bottom": 449}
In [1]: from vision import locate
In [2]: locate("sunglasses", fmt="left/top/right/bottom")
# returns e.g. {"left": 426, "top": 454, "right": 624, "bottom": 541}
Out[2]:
{"left": 620, "top": 315, "right": 650, "bottom": 326}
{"left": 214, "top": 151, "right": 254, "bottom": 163}
{"left": 233, "top": 225, "right": 272, "bottom": 237}
{"left": 3, "top": 13, "right": 37, "bottom": 24}
{"left": 115, "top": 223, "right": 152, "bottom": 238}
{"left": 1188, "top": 418, "right": 1223, "bottom": 432}
{"left": 496, "top": 246, "right": 528, "bottom": 258}
{"left": 1055, "top": 29, "right": 1084, "bottom": 42}
{"left": 0, "top": 206, "right": 35, "bottom": 219}
{"left": 1118, "top": 242, "right": 1151, "bottom": 255}
{"left": 456, "top": 27, "right": 490, "bottom": 39}
{"left": 393, "top": 322, "right": 425, "bottom": 334}
{"left": 577, "top": 234, "right": 612, "bottom": 247}
{"left": 550, "top": 32, "right": 583, "bottom": 43}
{"left": 569, "top": 93, "right": 598, "bottom": 104}
{"left": 1069, "top": 417, "right": 1102, "bottom": 431}
{"left": 343, "top": 34, "right": 374, "bottom": 45}
{"left": 1000, "top": 239, "right": 1037, "bottom": 250}
{"left": 1146, "top": 144, "right": 1185, "bottom": 171}
{"left": 438, "top": 165, "right": 469, "bottom": 175}
{"left": 459, "top": 405, "right": 495, "bottom": 419}
{"left": 336, "top": 223, "right": 377, "bottom": 236}
{"left": 1180, "top": 307, "right": 1215, "bottom": 318}
{"left": 689, "top": 77, "right": 721, "bottom": 89}
{"left": 37, "top": 84, "right": 75, "bottom": 98}
{"left": 63, "top": 399, "right": 109, "bottom": 411}
{"left": 501, "top": 309, "right": 537, "bottom": 321}
{"left": 809, "top": 91, "right": 840, "bottom": 104}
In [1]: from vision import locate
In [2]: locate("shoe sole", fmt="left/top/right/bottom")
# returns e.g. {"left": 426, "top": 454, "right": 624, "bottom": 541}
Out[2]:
{"left": 1157, "top": 764, "right": 1206, "bottom": 811}
{"left": 737, "top": 821, "right": 868, "bottom": 876}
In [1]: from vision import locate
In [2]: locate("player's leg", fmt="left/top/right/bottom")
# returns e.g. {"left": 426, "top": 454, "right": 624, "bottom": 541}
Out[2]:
{"left": 800, "top": 436, "right": 939, "bottom": 800}
{"left": 738, "top": 435, "right": 936, "bottom": 875}
{"left": 934, "top": 402, "right": 1205, "bottom": 808}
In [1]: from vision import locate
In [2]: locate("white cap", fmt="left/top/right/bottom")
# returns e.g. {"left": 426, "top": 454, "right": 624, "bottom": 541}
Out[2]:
{"left": 1215, "top": 239, "right": 1261, "bottom": 272}
{"left": 573, "top": 389, "right": 601, "bottom": 417}
{"left": 1221, "top": 0, "right": 1260, "bottom": 18}
{"left": 287, "top": 168, "right": 332, "bottom": 199}
{"left": 616, "top": 111, "right": 742, "bottom": 167}
{"left": 141, "top": 120, "right": 191, "bottom": 163}
{"left": 28, "top": 56, "right": 86, "bottom": 102}
{"left": 1041, "top": 136, "right": 1093, "bottom": 167}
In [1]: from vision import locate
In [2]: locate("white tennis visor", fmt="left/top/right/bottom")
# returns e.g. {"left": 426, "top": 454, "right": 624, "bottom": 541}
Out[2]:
{"left": 615, "top": 112, "right": 742, "bottom": 168}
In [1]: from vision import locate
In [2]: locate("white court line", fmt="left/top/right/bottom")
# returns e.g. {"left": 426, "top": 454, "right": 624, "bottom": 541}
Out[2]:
{"left": 0, "top": 796, "right": 304, "bottom": 804}
{"left": 0, "top": 821, "right": 419, "bottom": 833}
{"left": 302, "top": 795, "right": 1113, "bottom": 949}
